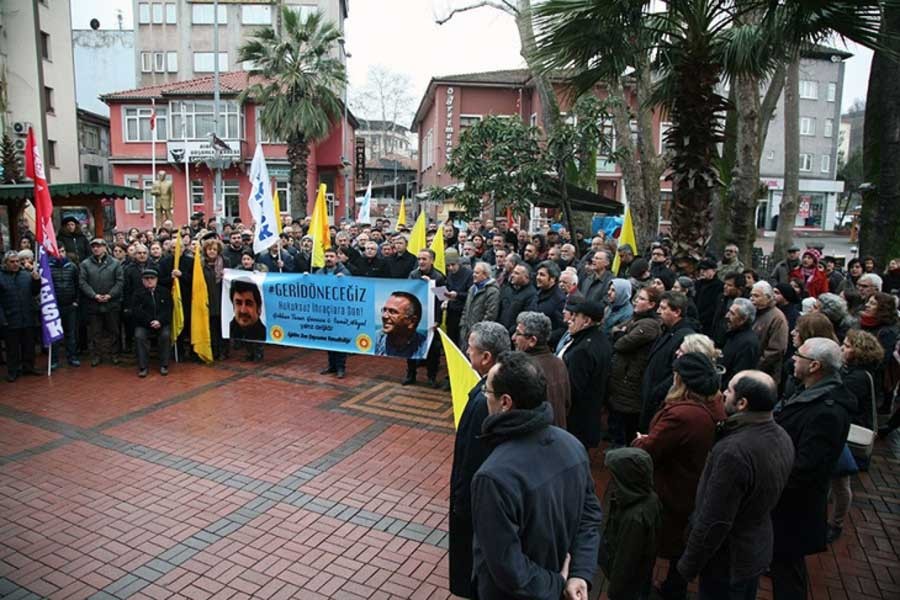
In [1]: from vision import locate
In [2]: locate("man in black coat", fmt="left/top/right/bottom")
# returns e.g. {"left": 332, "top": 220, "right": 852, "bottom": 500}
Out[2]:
{"left": 639, "top": 291, "right": 695, "bottom": 431}
{"left": 579, "top": 249, "right": 613, "bottom": 307}
{"left": 222, "top": 230, "right": 246, "bottom": 268}
{"left": 49, "top": 254, "right": 81, "bottom": 367}
{"left": 471, "top": 351, "right": 603, "bottom": 600}
{"left": 443, "top": 249, "right": 473, "bottom": 346}
{"left": 771, "top": 338, "right": 854, "bottom": 600}
{"left": 712, "top": 273, "right": 744, "bottom": 348}
{"left": 0, "top": 251, "right": 41, "bottom": 381}
{"left": 559, "top": 297, "right": 611, "bottom": 449}
{"left": 57, "top": 216, "right": 90, "bottom": 263}
{"left": 448, "top": 322, "right": 510, "bottom": 598}
{"left": 720, "top": 298, "right": 761, "bottom": 389}
{"left": 678, "top": 371, "right": 795, "bottom": 599}
{"left": 388, "top": 235, "right": 418, "bottom": 279}
{"left": 497, "top": 263, "right": 537, "bottom": 333}
{"left": 130, "top": 268, "right": 173, "bottom": 377}
{"left": 695, "top": 258, "right": 724, "bottom": 336}
{"left": 404, "top": 249, "right": 445, "bottom": 386}
{"left": 534, "top": 260, "right": 566, "bottom": 341}
{"left": 359, "top": 241, "right": 388, "bottom": 278}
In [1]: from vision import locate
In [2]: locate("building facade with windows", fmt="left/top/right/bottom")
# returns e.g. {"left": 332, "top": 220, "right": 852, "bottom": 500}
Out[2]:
{"left": 132, "top": 0, "right": 348, "bottom": 87}
{"left": 77, "top": 109, "right": 112, "bottom": 185}
{"left": 0, "top": 0, "right": 80, "bottom": 183}
{"left": 101, "top": 71, "right": 357, "bottom": 230}
{"left": 758, "top": 46, "right": 850, "bottom": 231}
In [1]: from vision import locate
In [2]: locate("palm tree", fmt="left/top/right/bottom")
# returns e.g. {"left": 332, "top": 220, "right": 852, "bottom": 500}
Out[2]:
{"left": 535, "top": 0, "right": 893, "bottom": 259}
{"left": 238, "top": 8, "right": 346, "bottom": 218}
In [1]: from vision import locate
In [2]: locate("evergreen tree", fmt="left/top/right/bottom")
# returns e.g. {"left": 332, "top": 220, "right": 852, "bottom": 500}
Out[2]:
{"left": 1, "top": 134, "right": 22, "bottom": 184}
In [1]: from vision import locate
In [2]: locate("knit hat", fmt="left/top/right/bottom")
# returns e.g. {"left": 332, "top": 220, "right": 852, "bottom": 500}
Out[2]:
{"left": 629, "top": 257, "right": 650, "bottom": 279}
{"left": 445, "top": 247, "right": 460, "bottom": 265}
{"left": 673, "top": 352, "right": 720, "bottom": 396}
{"left": 802, "top": 248, "right": 821, "bottom": 263}
{"left": 774, "top": 282, "right": 800, "bottom": 305}
{"left": 62, "top": 215, "right": 79, "bottom": 226}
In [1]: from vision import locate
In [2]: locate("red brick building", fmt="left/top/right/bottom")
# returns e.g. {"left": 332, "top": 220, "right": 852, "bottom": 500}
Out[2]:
{"left": 102, "top": 72, "right": 357, "bottom": 230}
{"left": 411, "top": 69, "right": 673, "bottom": 214}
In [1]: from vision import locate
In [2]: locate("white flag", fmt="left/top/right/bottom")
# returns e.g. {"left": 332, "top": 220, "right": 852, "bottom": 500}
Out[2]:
{"left": 246, "top": 144, "right": 279, "bottom": 254}
{"left": 358, "top": 180, "right": 372, "bottom": 223}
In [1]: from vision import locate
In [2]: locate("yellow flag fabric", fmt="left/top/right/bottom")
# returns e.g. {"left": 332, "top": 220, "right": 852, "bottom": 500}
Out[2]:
{"left": 310, "top": 183, "right": 331, "bottom": 269}
{"left": 171, "top": 233, "right": 184, "bottom": 344}
{"left": 274, "top": 188, "right": 283, "bottom": 235}
{"left": 396, "top": 196, "right": 406, "bottom": 227}
{"left": 190, "top": 242, "right": 214, "bottom": 364}
{"left": 438, "top": 329, "right": 482, "bottom": 429}
{"left": 612, "top": 206, "right": 636, "bottom": 275}
{"left": 408, "top": 210, "right": 427, "bottom": 256}
{"left": 430, "top": 220, "right": 446, "bottom": 275}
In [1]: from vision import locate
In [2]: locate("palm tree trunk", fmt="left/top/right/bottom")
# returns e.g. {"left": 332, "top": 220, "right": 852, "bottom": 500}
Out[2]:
{"left": 287, "top": 133, "right": 310, "bottom": 218}
{"left": 774, "top": 52, "right": 800, "bottom": 261}
{"left": 731, "top": 73, "right": 763, "bottom": 266}
{"left": 860, "top": 6, "right": 900, "bottom": 265}
{"left": 633, "top": 56, "right": 665, "bottom": 252}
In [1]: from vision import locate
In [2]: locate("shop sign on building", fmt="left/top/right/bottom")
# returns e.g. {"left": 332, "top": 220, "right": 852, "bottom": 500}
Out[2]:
{"left": 445, "top": 87, "right": 455, "bottom": 159}
{"left": 167, "top": 139, "right": 240, "bottom": 164}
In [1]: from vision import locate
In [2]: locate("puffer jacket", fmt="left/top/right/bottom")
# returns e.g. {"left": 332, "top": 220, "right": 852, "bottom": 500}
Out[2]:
{"left": 609, "top": 311, "right": 662, "bottom": 415}
{"left": 49, "top": 256, "right": 79, "bottom": 307}
{"left": 79, "top": 254, "right": 124, "bottom": 313}
{"left": 0, "top": 267, "right": 40, "bottom": 328}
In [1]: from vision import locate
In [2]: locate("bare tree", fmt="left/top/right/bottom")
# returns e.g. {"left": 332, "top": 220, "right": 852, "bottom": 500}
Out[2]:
{"left": 350, "top": 65, "right": 415, "bottom": 159}
{"left": 773, "top": 52, "right": 801, "bottom": 261}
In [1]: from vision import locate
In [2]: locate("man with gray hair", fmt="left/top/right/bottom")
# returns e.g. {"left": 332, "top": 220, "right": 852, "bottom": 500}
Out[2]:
{"left": 856, "top": 273, "right": 882, "bottom": 301}
{"left": 579, "top": 249, "right": 613, "bottom": 307}
{"left": 749, "top": 281, "right": 788, "bottom": 384}
{"left": 513, "top": 312, "right": 571, "bottom": 428}
{"left": 449, "top": 321, "right": 511, "bottom": 597}
{"left": 771, "top": 337, "right": 854, "bottom": 600}
{"left": 559, "top": 267, "right": 579, "bottom": 297}
{"left": 721, "top": 297, "right": 760, "bottom": 388}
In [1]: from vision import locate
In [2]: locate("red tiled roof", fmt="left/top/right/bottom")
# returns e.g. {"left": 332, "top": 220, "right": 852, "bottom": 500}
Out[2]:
{"left": 101, "top": 71, "right": 262, "bottom": 101}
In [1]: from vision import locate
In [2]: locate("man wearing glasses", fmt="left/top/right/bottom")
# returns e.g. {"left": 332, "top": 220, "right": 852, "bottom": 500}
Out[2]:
{"left": 855, "top": 273, "right": 882, "bottom": 302}
{"left": 771, "top": 338, "right": 853, "bottom": 600}
{"left": 717, "top": 243, "right": 745, "bottom": 282}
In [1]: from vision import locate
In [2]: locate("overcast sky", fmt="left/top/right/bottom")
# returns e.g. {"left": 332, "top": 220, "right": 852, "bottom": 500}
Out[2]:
{"left": 72, "top": 0, "right": 872, "bottom": 118}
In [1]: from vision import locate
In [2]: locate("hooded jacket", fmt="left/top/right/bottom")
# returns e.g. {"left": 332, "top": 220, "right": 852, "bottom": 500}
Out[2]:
{"left": 602, "top": 448, "right": 661, "bottom": 600}
{"left": 609, "top": 311, "right": 662, "bottom": 415}
{"left": 471, "top": 403, "right": 602, "bottom": 600}
{"left": 773, "top": 374, "right": 854, "bottom": 557}
{"left": 603, "top": 278, "right": 634, "bottom": 336}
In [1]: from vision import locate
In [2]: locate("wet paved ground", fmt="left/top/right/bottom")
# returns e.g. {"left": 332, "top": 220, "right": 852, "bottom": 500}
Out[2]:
{"left": 1, "top": 346, "right": 898, "bottom": 599}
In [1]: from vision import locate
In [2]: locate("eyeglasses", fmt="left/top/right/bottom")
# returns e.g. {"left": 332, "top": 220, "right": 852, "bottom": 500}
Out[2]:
{"left": 484, "top": 387, "right": 495, "bottom": 396}
{"left": 794, "top": 352, "right": 818, "bottom": 363}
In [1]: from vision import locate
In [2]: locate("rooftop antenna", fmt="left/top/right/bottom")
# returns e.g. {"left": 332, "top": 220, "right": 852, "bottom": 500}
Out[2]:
{"left": 117, "top": 10, "right": 123, "bottom": 30}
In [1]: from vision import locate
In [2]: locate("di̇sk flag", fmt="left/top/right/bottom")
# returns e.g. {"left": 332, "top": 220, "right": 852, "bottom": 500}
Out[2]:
{"left": 25, "top": 128, "right": 60, "bottom": 257}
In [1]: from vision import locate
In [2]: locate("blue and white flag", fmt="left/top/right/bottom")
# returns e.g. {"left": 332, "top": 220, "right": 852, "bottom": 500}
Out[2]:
{"left": 357, "top": 181, "right": 372, "bottom": 224}
{"left": 246, "top": 144, "right": 279, "bottom": 255}
{"left": 37, "top": 246, "right": 64, "bottom": 346}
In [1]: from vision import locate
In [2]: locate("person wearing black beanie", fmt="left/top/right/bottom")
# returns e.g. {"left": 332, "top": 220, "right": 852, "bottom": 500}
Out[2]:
{"left": 774, "top": 282, "right": 801, "bottom": 334}
{"left": 633, "top": 352, "right": 725, "bottom": 600}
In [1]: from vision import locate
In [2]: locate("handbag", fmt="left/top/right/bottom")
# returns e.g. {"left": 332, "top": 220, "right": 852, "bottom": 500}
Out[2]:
{"left": 833, "top": 443, "right": 859, "bottom": 477}
{"left": 847, "top": 371, "right": 877, "bottom": 463}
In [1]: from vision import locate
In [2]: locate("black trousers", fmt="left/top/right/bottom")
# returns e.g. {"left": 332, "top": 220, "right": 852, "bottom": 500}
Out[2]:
{"left": 770, "top": 553, "right": 809, "bottom": 600}
{"left": 407, "top": 335, "right": 441, "bottom": 379}
{"left": 446, "top": 309, "right": 463, "bottom": 347}
{"left": 88, "top": 310, "right": 120, "bottom": 360}
{"left": 4, "top": 327, "right": 35, "bottom": 377}
{"left": 135, "top": 325, "right": 171, "bottom": 369}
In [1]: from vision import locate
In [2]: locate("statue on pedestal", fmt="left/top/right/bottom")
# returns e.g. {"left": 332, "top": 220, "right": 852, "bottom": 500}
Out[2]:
{"left": 151, "top": 170, "right": 173, "bottom": 224}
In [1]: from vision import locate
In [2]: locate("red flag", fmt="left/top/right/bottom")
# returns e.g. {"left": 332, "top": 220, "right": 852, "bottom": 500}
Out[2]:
{"left": 506, "top": 206, "right": 515, "bottom": 229}
{"left": 25, "top": 128, "right": 60, "bottom": 257}
{"left": 150, "top": 99, "right": 156, "bottom": 131}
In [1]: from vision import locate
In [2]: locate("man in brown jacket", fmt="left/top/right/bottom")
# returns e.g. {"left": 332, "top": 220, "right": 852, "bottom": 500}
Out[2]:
{"left": 513, "top": 311, "right": 571, "bottom": 428}
{"left": 750, "top": 281, "right": 789, "bottom": 385}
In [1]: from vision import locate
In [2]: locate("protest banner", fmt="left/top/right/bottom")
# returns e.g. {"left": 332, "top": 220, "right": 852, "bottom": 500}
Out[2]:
{"left": 222, "top": 270, "right": 435, "bottom": 359}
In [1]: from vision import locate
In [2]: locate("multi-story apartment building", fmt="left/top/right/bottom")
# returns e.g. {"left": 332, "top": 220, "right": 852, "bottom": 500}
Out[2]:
{"left": 0, "top": 0, "right": 80, "bottom": 183}
{"left": 77, "top": 109, "right": 112, "bottom": 185}
{"left": 758, "top": 46, "right": 850, "bottom": 231}
{"left": 102, "top": 71, "right": 357, "bottom": 230}
{"left": 133, "top": 0, "right": 348, "bottom": 87}
{"left": 356, "top": 119, "right": 416, "bottom": 162}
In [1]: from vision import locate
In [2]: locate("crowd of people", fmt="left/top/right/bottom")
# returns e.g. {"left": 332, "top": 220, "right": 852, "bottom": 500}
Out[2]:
{"left": 2, "top": 211, "right": 900, "bottom": 599}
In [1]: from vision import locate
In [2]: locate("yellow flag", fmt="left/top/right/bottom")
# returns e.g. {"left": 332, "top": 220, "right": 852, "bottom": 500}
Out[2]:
{"left": 190, "top": 242, "right": 214, "bottom": 364}
{"left": 274, "top": 188, "right": 283, "bottom": 235}
{"left": 438, "top": 329, "right": 482, "bottom": 428}
{"left": 310, "top": 183, "right": 331, "bottom": 269}
{"left": 612, "top": 206, "right": 637, "bottom": 275}
{"left": 408, "top": 210, "right": 427, "bottom": 256}
{"left": 396, "top": 196, "right": 406, "bottom": 227}
{"left": 430, "top": 220, "right": 446, "bottom": 275}
{"left": 171, "top": 233, "right": 184, "bottom": 344}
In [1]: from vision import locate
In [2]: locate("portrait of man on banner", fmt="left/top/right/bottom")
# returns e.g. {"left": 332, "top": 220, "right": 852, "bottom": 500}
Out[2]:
{"left": 226, "top": 277, "right": 267, "bottom": 342}
{"left": 374, "top": 290, "right": 429, "bottom": 358}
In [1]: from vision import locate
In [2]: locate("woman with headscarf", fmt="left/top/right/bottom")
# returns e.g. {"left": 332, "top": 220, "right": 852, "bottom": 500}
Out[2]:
{"left": 604, "top": 278, "right": 634, "bottom": 336}
{"left": 632, "top": 352, "right": 725, "bottom": 600}
{"left": 774, "top": 283, "right": 802, "bottom": 333}
{"left": 789, "top": 248, "right": 829, "bottom": 298}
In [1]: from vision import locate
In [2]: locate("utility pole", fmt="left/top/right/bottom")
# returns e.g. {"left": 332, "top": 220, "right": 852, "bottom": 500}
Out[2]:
{"left": 212, "top": 0, "right": 223, "bottom": 228}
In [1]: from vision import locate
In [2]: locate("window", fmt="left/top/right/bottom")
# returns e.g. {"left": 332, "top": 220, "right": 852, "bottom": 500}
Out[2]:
{"left": 800, "top": 153, "right": 813, "bottom": 171}
{"left": 191, "top": 180, "right": 205, "bottom": 211}
{"left": 422, "top": 129, "right": 434, "bottom": 169}
{"left": 242, "top": 4, "right": 272, "bottom": 25}
{"left": 84, "top": 165, "right": 103, "bottom": 184}
{"left": 141, "top": 52, "right": 153, "bottom": 73}
{"left": 821, "top": 154, "right": 831, "bottom": 173}
{"left": 530, "top": 113, "right": 537, "bottom": 128}
{"left": 458, "top": 115, "right": 482, "bottom": 134}
{"left": 288, "top": 4, "right": 317, "bottom": 23}
{"left": 152, "top": 3, "right": 163, "bottom": 23}
{"left": 171, "top": 100, "right": 242, "bottom": 140}
{"left": 242, "top": 59, "right": 258, "bottom": 71}
{"left": 44, "top": 87, "right": 54, "bottom": 113}
{"left": 192, "top": 4, "right": 227, "bottom": 24}
{"left": 827, "top": 83, "right": 837, "bottom": 102}
{"left": 223, "top": 180, "right": 240, "bottom": 219}
{"left": 275, "top": 180, "right": 290, "bottom": 214}
{"left": 165, "top": 3, "right": 176, "bottom": 24}
{"left": 47, "top": 141, "right": 57, "bottom": 167}
{"left": 799, "top": 80, "right": 818, "bottom": 100}
{"left": 154, "top": 52, "right": 165, "bottom": 73}
{"left": 40, "top": 32, "right": 50, "bottom": 60}
{"left": 124, "top": 176, "right": 143, "bottom": 213}
{"left": 256, "top": 107, "right": 285, "bottom": 143}
{"left": 138, "top": 3, "right": 150, "bottom": 24}
{"left": 659, "top": 121, "right": 673, "bottom": 153}
{"left": 124, "top": 106, "right": 168, "bottom": 141}
{"left": 143, "top": 178, "right": 155, "bottom": 212}
{"left": 83, "top": 126, "right": 100, "bottom": 152}
{"left": 166, "top": 51, "right": 178, "bottom": 73}
{"left": 800, "top": 117, "right": 816, "bottom": 136}
{"left": 193, "top": 52, "right": 229, "bottom": 73}
{"left": 823, "top": 118, "right": 834, "bottom": 138}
